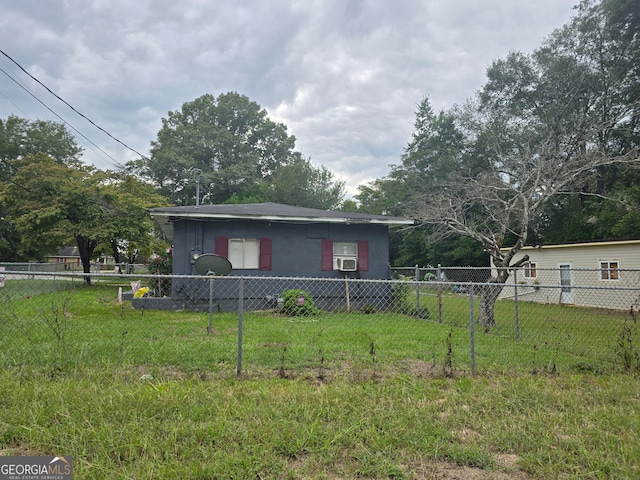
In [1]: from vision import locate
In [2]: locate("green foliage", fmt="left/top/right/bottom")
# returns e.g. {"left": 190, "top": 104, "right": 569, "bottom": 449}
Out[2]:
{"left": 147, "top": 251, "right": 172, "bottom": 297}
{"left": 391, "top": 227, "right": 489, "bottom": 267}
{"left": 0, "top": 115, "right": 83, "bottom": 166}
{"left": 281, "top": 289, "right": 320, "bottom": 316}
{"left": 137, "top": 92, "right": 299, "bottom": 206}
{"left": 390, "top": 274, "right": 411, "bottom": 310}
{"left": 0, "top": 116, "right": 84, "bottom": 261}
{"left": 147, "top": 253, "right": 172, "bottom": 275}
{"left": 615, "top": 316, "right": 640, "bottom": 372}
{"left": 0, "top": 153, "right": 168, "bottom": 272}
{"left": 264, "top": 156, "right": 345, "bottom": 210}
{"left": 359, "top": 303, "right": 377, "bottom": 314}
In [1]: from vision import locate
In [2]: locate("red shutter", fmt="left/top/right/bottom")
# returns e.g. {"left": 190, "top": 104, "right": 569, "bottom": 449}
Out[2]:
{"left": 215, "top": 236, "right": 228, "bottom": 258}
{"left": 357, "top": 240, "right": 369, "bottom": 271}
{"left": 259, "top": 237, "right": 272, "bottom": 271}
{"left": 321, "top": 239, "right": 333, "bottom": 271}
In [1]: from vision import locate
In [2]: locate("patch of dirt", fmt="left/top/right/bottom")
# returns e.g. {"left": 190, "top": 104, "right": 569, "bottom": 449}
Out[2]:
{"left": 412, "top": 459, "right": 532, "bottom": 479}
{"left": 285, "top": 455, "right": 532, "bottom": 480}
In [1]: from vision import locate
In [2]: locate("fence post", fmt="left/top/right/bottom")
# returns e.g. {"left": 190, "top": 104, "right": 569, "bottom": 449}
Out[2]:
{"left": 207, "top": 278, "right": 214, "bottom": 334}
{"left": 415, "top": 264, "right": 420, "bottom": 310}
{"left": 27, "top": 262, "right": 31, "bottom": 297}
{"left": 437, "top": 264, "right": 443, "bottom": 323}
{"left": 237, "top": 276, "right": 244, "bottom": 377}
{"left": 513, "top": 269, "right": 520, "bottom": 341}
{"left": 469, "top": 284, "right": 475, "bottom": 375}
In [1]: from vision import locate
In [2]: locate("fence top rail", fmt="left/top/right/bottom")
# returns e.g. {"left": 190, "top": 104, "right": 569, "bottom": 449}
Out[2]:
{"left": 392, "top": 266, "right": 640, "bottom": 273}
{"left": 2, "top": 270, "right": 639, "bottom": 292}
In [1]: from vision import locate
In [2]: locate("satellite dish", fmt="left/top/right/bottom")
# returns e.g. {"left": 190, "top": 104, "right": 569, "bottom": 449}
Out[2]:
{"left": 194, "top": 254, "right": 232, "bottom": 276}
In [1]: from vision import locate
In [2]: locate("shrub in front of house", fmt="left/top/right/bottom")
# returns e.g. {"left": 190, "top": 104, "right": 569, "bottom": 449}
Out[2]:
{"left": 281, "top": 289, "right": 320, "bottom": 316}
{"left": 147, "top": 251, "right": 172, "bottom": 297}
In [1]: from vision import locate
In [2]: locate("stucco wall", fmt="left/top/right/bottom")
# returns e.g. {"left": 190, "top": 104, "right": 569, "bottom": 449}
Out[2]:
{"left": 172, "top": 219, "right": 392, "bottom": 279}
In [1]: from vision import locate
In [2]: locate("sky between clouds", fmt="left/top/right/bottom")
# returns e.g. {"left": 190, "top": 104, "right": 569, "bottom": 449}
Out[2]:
{"left": 1, "top": 0, "right": 578, "bottom": 197}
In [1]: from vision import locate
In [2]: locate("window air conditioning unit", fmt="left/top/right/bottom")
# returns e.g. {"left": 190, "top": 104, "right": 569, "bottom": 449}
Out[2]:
{"left": 336, "top": 257, "right": 357, "bottom": 272}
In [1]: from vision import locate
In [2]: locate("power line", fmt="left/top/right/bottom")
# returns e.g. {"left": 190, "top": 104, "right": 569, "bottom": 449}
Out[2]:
{"left": 0, "top": 49, "right": 149, "bottom": 161}
{"left": 0, "top": 63, "right": 120, "bottom": 164}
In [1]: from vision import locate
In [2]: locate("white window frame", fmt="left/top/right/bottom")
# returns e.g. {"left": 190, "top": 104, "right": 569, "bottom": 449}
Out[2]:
{"left": 333, "top": 241, "right": 357, "bottom": 269}
{"left": 599, "top": 260, "right": 619, "bottom": 281}
{"left": 228, "top": 238, "right": 259, "bottom": 269}
{"left": 523, "top": 261, "right": 537, "bottom": 279}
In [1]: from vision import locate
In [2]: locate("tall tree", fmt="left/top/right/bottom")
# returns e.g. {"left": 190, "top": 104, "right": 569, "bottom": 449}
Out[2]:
{"left": 406, "top": 0, "right": 640, "bottom": 329}
{"left": 96, "top": 172, "right": 170, "bottom": 266}
{"left": 135, "top": 92, "right": 299, "bottom": 206}
{"left": 264, "top": 156, "right": 345, "bottom": 210}
{"left": 482, "top": 0, "right": 640, "bottom": 246}
{"left": 1, "top": 154, "right": 167, "bottom": 283}
{"left": 0, "top": 115, "right": 83, "bottom": 169}
{"left": 0, "top": 116, "right": 83, "bottom": 261}
{"left": 355, "top": 98, "right": 488, "bottom": 267}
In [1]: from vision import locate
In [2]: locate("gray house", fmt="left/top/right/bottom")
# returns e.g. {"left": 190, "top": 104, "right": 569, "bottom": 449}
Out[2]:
{"left": 148, "top": 202, "right": 414, "bottom": 310}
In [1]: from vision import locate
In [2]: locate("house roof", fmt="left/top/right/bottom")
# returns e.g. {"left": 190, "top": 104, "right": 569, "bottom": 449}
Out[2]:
{"left": 501, "top": 239, "right": 640, "bottom": 252}
{"left": 149, "top": 202, "right": 414, "bottom": 240}
{"left": 55, "top": 246, "right": 79, "bottom": 257}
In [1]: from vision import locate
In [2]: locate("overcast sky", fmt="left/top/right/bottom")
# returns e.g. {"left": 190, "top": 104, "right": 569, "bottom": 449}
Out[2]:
{"left": 1, "top": 0, "right": 578, "bottom": 197}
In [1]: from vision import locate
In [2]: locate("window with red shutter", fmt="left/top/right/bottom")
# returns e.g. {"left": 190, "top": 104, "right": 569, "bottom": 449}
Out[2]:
{"left": 259, "top": 237, "right": 272, "bottom": 271}
{"left": 357, "top": 240, "right": 369, "bottom": 271}
{"left": 321, "top": 239, "right": 333, "bottom": 271}
{"left": 215, "top": 236, "right": 229, "bottom": 258}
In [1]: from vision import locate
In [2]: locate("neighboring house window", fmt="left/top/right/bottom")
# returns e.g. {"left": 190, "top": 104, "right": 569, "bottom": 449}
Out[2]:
{"left": 524, "top": 261, "right": 537, "bottom": 278}
{"left": 321, "top": 239, "right": 369, "bottom": 271}
{"left": 214, "top": 236, "right": 271, "bottom": 271}
{"left": 600, "top": 261, "right": 619, "bottom": 280}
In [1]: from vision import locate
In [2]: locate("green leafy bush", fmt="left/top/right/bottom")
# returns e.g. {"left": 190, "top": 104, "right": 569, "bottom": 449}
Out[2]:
{"left": 391, "top": 274, "right": 411, "bottom": 310}
{"left": 147, "top": 251, "right": 172, "bottom": 297}
{"left": 281, "top": 289, "right": 320, "bottom": 316}
{"left": 360, "top": 304, "right": 377, "bottom": 314}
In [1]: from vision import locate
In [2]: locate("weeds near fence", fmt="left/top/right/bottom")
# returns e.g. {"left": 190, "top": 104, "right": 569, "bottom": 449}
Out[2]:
{"left": 615, "top": 308, "right": 640, "bottom": 372}
{"left": 443, "top": 329, "right": 455, "bottom": 378}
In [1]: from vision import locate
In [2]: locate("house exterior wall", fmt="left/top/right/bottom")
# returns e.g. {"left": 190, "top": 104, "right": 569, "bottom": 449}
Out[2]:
{"left": 172, "top": 218, "right": 391, "bottom": 279}
{"left": 168, "top": 219, "right": 394, "bottom": 311}
{"left": 45, "top": 257, "right": 82, "bottom": 271}
{"left": 495, "top": 240, "right": 640, "bottom": 309}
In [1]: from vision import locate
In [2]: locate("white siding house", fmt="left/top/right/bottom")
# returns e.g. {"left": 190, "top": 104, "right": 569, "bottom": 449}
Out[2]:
{"left": 495, "top": 240, "right": 640, "bottom": 310}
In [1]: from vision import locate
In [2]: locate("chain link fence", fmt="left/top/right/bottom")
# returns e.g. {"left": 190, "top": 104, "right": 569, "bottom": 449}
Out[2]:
{"left": 1, "top": 267, "right": 639, "bottom": 377}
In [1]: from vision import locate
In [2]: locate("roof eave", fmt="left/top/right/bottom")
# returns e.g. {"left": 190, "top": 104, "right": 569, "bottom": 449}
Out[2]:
{"left": 150, "top": 211, "right": 414, "bottom": 226}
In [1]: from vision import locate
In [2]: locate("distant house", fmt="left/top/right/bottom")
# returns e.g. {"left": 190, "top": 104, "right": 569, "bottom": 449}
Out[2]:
{"left": 46, "top": 246, "right": 82, "bottom": 271}
{"left": 495, "top": 240, "right": 640, "bottom": 310}
{"left": 148, "top": 202, "right": 414, "bottom": 310}
{"left": 45, "top": 247, "right": 115, "bottom": 272}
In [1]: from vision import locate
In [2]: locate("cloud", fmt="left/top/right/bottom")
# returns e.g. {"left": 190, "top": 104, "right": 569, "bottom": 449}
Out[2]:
{"left": 0, "top": 0, "right": 578, "bottom": 197}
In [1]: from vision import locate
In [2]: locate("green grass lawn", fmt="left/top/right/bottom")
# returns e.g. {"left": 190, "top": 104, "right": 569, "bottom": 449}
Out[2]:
{"left": 0, "top": 282, "right": 639, "bottom": 478}
{"left": 1, "top": 281, "right": 636, "bottom": 375}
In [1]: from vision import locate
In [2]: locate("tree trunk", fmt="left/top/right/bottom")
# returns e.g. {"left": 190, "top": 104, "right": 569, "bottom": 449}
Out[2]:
{"left": 478, "top": 254, "right": 529, "bottom": 332}
{"left": 478, "top": 280, "right": 504, "bottom": 331}
{"left": 110, "top": 239, "right": 122, "bottom": 266}
{"left": 76, "top": 235, "right": 98, "bottom": 286}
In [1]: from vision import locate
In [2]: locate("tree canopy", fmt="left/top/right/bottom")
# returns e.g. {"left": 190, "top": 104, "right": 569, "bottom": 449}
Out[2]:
{"left": 134, "top": 92, "right": 300, "bottom": 206}
{"left": 0, "top": 153, "right": 168, "bottom": 280}
{"left": 0, "top": 116, "right": 85, "bottom": 261}
{"left": 263, "top": 156, "right": 346, "bottom": 210}
{"left": 354, "top": 0, "right": 640, "bottom": 327}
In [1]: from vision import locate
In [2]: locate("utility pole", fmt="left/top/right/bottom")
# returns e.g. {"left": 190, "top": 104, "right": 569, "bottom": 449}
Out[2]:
{"left": 193, "top": 168, "right": 202, "bottom": 207}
